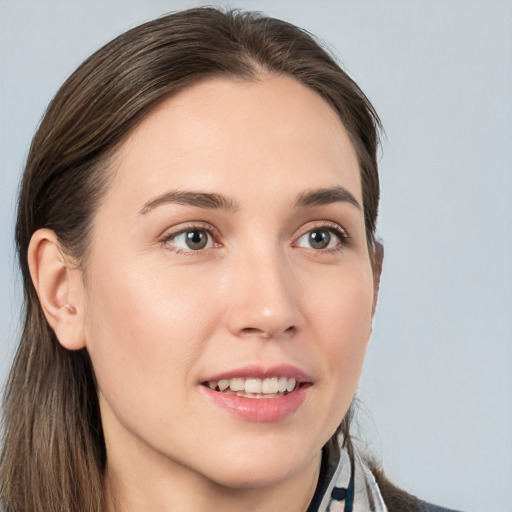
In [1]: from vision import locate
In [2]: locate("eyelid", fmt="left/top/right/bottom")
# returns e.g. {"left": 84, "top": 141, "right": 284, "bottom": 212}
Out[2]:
{"left": 292, "top": 220, "right": 351, "bottom": 249}
{"left": 159, "top": 220, "right": 350, "bottom": 254}
{"left": 160, "top": 221, "right": 221, "bottom": 253}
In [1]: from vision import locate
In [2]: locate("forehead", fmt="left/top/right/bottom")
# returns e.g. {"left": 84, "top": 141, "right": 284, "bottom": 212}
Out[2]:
{"left": 108, "top": 75, "right": 361, "bottom": 213}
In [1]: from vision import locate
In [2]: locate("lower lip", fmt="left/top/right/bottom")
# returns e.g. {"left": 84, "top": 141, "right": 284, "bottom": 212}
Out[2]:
{"left": 200, "top": 385, "right": 309, "bottom": 422}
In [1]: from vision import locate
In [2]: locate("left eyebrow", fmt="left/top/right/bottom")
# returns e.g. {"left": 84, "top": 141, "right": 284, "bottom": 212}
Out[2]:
{"left": 294, "top": 186, "right": 361, "bottom": 210}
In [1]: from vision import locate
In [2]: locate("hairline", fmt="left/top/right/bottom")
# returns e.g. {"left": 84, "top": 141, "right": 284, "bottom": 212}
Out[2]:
{"left": 77, "top": 70, "right": 374, "bottom": 274}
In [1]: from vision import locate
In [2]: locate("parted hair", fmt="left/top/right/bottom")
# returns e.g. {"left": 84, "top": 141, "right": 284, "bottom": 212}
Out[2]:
{"left": 1, "top": 7, "right": 419, "bottom": 512}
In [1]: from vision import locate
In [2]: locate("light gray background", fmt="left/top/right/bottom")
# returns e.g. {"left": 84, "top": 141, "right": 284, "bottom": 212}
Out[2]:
{"left": 1, "top": 1, "right": 511, "bottom": 511}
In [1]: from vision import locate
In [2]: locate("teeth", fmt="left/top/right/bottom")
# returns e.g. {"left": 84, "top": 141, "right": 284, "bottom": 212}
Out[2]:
{"left": 262, "top": 377, "right": 278, "bottom": 394}
{"left": 229, "top": 378, "right": 245, "bottom": 391}
{"left": 278, "top": 377, "right": 288, "bottom": 392}
{"left": 245, "top": 379, "right": 262, "bottom": 394}
{"left": 218, "top": 379, "right": 229, "bottom": 392}
{"left": 205, "top": 377, "right": 298, "bottom": 395}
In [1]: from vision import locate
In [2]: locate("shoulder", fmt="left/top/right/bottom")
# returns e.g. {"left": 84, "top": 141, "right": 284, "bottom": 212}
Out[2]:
{"left": 368, "top": 457, "right": 466, "bottom": 512}
{"left": 310, "top": 439, "right": 466, "bottom": 512}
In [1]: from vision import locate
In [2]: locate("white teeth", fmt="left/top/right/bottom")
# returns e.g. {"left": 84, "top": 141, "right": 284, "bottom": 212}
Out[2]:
{"left": 205, "top": 377, "right": 299, "bottom": 395}
{"left": 245, "top": 379, "right": 262, "bottom": 394}
{"left": 218, "top": 379, "right": 229, "bottom": 392}
{"left": 262, "top": 377, "right": 278, "bottom": 394}
{"left": 229, "top": 378, "right": 245, "bottom": 391}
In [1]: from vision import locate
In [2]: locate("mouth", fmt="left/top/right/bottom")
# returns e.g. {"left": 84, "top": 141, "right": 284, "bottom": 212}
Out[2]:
{"left": 200, "top": 367, "right": 312, "bottom": 421}
{"left": 201, "top": 376, "right": 304, "bottom": 399}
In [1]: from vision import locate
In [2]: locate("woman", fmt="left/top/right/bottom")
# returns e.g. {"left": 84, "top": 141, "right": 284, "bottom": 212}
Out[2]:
{"left": 0, "top": 7, "right": 462, "bottom": 512}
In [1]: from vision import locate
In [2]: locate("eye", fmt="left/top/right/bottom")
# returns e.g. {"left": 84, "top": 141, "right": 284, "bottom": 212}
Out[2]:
{"left": 295, "top": 225, "right": 348, "bottom": 251}
{"left": 165, "top": 228, "right": 213, "bottom": 252}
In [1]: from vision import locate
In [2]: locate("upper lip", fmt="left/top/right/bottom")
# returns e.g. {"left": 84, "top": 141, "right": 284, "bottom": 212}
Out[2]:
{"left": 201, "top": 364, "right": 313, "bottom": 384}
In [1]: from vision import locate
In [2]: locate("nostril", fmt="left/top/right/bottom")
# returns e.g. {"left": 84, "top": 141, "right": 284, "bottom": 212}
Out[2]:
{"left": 240, "top": 327, "right": 270, "bottom": 338}
{"left": 242, "top": 327, "right": 260, "bottom": 334}
{"left": 239, "top": 325, "right": 296, "bottom": 339}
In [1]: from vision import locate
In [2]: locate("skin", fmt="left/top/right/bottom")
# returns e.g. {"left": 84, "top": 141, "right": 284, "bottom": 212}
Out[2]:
{"left": 30, "top": 75, "right": 377, "bottom": 511}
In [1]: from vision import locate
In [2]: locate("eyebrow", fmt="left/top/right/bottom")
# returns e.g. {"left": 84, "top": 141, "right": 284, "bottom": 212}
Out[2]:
{"left": 139, "top": 190, "right": 240, "bottom": 215}
{"left": 139, "top": 185, "right": 360, "bottom": 215}
{"left": 295, "top": 186, "right": 361, "bottom": 210}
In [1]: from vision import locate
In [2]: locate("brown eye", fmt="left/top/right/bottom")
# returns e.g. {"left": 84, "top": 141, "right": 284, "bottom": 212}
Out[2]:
{"left": 308, "top": 230, "right": 331, "bottom": 249}
{"left": 295, "top": 226, "right": 346, "bottom": 251}
{"left": 184, "top": 230, "right": 208, "bottom": 250}
{"left": 167, "top": 229, "right": 212, "bottom": 251}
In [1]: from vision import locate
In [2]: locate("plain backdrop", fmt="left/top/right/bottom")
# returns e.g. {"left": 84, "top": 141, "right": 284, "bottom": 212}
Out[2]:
{"left": 1, "top": 1, "right": 511, "bottom": 511}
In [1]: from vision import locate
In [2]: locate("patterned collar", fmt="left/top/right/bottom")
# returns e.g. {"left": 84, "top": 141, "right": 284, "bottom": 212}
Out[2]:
{"left": 307, "top": 440, "right": 388, "bottom": 512}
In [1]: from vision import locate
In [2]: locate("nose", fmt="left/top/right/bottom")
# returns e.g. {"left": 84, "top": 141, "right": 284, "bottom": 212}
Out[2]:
{"left": 225, "top": 248, "right": 303, "bottom": 340}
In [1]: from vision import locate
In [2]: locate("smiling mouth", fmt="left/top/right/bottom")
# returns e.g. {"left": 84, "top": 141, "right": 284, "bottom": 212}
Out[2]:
{"left": 202, "top": 377, "right": 303, "bottom": 399}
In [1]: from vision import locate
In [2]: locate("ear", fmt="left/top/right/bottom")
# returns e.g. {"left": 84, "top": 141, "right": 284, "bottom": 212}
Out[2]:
{"left": 371, "top": 240, "right": 384, "bottom": 316}
{"left": 28, "top": 229, "right": 86, "bottom": 350}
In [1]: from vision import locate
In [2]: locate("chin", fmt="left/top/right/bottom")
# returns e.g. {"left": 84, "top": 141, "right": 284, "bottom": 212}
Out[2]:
{"left": 205, "top": 460, "right": 307, "bottom": 490}
{"left": 194, "top": 437, "right": 321, "bottom": 490}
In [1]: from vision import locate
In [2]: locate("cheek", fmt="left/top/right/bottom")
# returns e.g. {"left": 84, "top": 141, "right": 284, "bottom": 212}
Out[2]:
{"left": 310, "top": 263, "right": 373, "bottom": 341}
{"left": 82, "top": 256, "right": 221, "bottom": 403}
{"left": 308, "top": 267, "right": 374, "bottom": 401}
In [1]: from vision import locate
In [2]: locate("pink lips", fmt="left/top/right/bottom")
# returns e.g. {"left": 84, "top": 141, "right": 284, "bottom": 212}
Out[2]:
{"left": 202, "top": 364, "right": 312, "bottom": 383}
{"left": 199, "top": 364, "right": 312, "bottom": 422}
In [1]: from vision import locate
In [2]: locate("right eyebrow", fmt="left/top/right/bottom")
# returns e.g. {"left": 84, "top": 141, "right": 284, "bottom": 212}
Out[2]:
{"left": 139, "top": 190, "right": 240, "bottom": 215}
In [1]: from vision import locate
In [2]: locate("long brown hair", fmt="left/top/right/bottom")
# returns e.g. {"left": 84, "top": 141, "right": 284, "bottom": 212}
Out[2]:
{"left": 2, "top": 7, "right": 388, "bottom": 512}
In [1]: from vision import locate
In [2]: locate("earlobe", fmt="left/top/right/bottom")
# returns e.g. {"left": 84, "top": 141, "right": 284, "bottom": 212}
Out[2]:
{"left": 27, "top": 229, "right": 86, "bottom": 350}
{"left": 372, "top": 240, "right": 384, "bottom": 316}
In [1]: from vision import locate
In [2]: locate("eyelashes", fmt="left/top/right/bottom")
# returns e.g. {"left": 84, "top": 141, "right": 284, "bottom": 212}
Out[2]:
{"left": 293, "top": 221, "right": 350, "bottom": 252}
{"left": 161, "top": 222, "right": 219, "bottom": 255}
{"left": 161, "top": 221, "right": 351, "bottom": 255}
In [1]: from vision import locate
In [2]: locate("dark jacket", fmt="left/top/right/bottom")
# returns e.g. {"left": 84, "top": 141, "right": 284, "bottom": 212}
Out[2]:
{"left": 419, "top": 503, "right": 462, "bottom": 512}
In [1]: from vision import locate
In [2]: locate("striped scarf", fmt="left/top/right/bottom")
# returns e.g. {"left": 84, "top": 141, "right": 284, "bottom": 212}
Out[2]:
{"left": 307, "top": 441, "right": 388, "bottom": 512}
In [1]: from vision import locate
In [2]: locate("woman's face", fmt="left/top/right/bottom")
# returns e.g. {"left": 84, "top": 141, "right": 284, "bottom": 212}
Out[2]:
{"left": 80, "top": 76, "right": 375, "bottom": 488}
